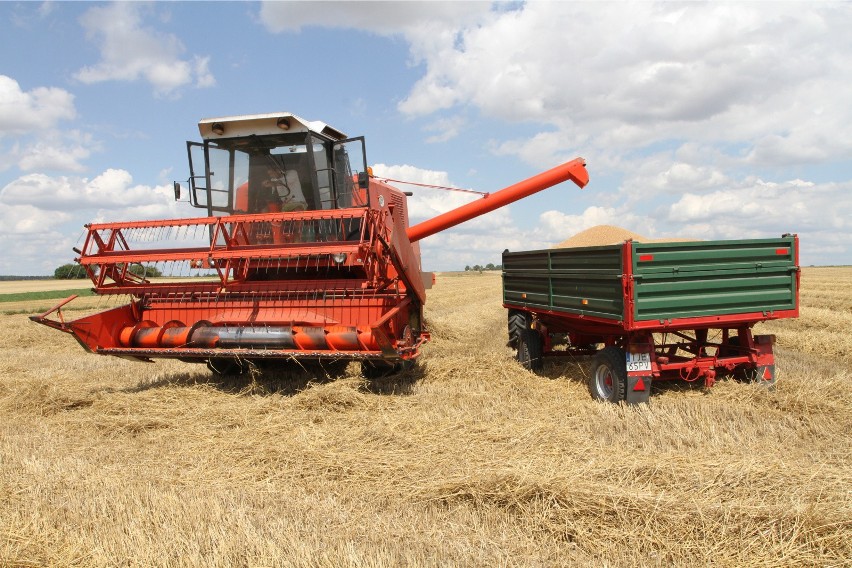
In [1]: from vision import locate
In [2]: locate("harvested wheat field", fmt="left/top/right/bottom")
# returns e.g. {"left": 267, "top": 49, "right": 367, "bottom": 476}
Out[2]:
{"left": 1, "top": 268, "right": 851, "bottom": 566}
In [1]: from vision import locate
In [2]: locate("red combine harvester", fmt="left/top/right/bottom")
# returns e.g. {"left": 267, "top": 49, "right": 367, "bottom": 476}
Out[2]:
{"left": 32, "top": 113, "right": 589, "bottom": 375}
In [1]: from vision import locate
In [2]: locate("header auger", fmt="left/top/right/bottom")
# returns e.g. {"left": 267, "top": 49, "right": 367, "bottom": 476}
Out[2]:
{"left": 32, "top": 112, "right": 588, "bottom": 375}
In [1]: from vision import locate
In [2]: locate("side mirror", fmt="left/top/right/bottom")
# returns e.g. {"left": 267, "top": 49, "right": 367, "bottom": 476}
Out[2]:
{"left": 173, "top": 181, "right": 181, "bottom": 201}
{"left": 357, "top": 171, "right": 369, "bottom": 189}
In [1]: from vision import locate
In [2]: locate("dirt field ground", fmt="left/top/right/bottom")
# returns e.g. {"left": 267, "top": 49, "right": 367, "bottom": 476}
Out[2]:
{"left": 1, "top": 268, "right": 850, "bottom": 566}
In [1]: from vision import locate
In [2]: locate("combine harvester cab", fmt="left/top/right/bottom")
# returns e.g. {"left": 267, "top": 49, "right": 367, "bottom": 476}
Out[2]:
{"left": 32, "top": 112, "right": 589, "bottom": 375}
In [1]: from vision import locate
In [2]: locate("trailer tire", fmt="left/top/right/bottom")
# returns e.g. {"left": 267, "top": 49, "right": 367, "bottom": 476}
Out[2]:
{"left": 589, "top": 347, "right": 627, "bottom": 403}
{"left": 507, "top": 310, "right": 528, "bottom": 349}
{"left": 517, "top": 327, "right": 543, "bottom": 372}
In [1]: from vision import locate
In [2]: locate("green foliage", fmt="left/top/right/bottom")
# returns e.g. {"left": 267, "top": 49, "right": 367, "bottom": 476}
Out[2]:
{"left": 54, "top": 264, "right": 87, "bottom": 279}
{"left": 128, "top": 264, "right": 163, "bottom": 278}
{"left": 0, "top": 288, "right": 94, "bottom": 303}
{"left": 464, "top": 264, "right": 502, "bottom": 272}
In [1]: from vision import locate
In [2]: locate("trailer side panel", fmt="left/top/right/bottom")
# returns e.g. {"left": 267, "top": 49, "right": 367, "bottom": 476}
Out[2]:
{"left": 502, "top": 236, "right": 799, "bottom": 327}
{"left": 502, "top": 246, "right": 624, "bottom": 321}
{"left": 631, "top": 237, "right": 798, "bottom": 321}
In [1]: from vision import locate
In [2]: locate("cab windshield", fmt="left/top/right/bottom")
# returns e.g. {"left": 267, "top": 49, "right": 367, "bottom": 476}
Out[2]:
{"left": 188, "top": 132, "right": 367, "bottom": 215}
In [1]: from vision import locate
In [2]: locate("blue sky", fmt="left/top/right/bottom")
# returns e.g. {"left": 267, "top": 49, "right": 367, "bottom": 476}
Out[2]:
{"left": 1, "top": 1, "right": 850, "bottom": 275}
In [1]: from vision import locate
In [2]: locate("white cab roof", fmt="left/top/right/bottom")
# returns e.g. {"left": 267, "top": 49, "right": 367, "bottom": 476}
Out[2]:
{"left": 198, "top": 112, "right": 347, "bottom": 141}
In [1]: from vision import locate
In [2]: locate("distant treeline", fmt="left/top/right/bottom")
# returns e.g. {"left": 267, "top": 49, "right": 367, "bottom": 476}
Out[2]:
{"left": 0, "top": 276, "right": 53, "bottom": 281}
{"left": 464, "top": 264, "right": 502, "bottom": 272}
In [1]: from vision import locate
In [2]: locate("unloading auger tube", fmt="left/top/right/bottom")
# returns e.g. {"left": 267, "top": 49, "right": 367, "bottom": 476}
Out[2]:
{"left": 31, "top": 113, "right": 588, "bottom": 370}
{"left": 406, "top": 158, "right": 589, "bottom": 242}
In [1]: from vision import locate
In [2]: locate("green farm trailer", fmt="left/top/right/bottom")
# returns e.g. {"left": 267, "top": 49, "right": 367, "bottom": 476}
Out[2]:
{"left": 503, "top": 236, "right": 800, "bottom": 403}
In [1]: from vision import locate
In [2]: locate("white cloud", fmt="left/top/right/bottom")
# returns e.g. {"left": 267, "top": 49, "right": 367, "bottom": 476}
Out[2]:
{"left": 14, "top": 130, "right": 96, "bottom": 173}
{"left": 659, "top": 178, "right": 850, "bottom": 265}
{"left": 75, "top": 3, "right": 215, "bottom": 96}
{"left": 0, "top": 229, "right": 77, "bottom": 275}
{"left": 0, "top": 168, "right": 191, "bottom": 275}
{"left": 612, "top": 150, "right": 734, "bottom": 208}
{"left": 0, "top": 204, "right": 71, "bottom": 236}
{"left": 0, "top": 75, "right": 76, "bottom": 135}
{"left": 391, "top": 3, "right": 852, "bottom": 166}
{"left": 251, "top": 1, "right": 851, "bottom": 268}
{"left": 424, "top": 115, "right": 466, "bottom": 144}
{"left": 667, "top": 179, "right": 846, "bottom": 233}
{"left": 537, "top": 207, "right": 648, "bottom": 242}
{"left": 0, "top": 76, "right": 91, "bottom": 175}
{"left": 193, "top": 56, "right": 216, "bottom": 89}
{"left": 0, "top": 169, "right": 179, "bottom": 213}
{"left": 371, "top": 163, "right": 476, "bottom": 222}
{"left": 258, "top": 1, "right": 489, "bottom": 35}
{"left": 493, "top": 131, "right": 589, "bottom": 171}
{"left": 370, "top": 162, "right": 552, "bottom": 270}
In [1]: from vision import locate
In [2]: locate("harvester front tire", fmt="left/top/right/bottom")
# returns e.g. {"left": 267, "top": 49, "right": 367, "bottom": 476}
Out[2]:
{"left": 207, "top": 358, "right": 246, "bottom": 376}
{"left": 517, "top": 328, "right": 543, "bottom": 372}
{"left": 589, "top": 347, "right": 627, "bottom": 403}
{"left": 360, "top": 360, "right": 414, "bottom": 379}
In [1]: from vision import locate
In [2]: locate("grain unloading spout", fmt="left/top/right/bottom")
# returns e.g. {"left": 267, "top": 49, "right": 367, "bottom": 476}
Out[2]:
{"left": 406, "top": 158, "right": 589, "bottom": 243}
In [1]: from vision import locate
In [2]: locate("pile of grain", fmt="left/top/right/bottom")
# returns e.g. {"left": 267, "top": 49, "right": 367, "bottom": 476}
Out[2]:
{"left": 554, "top": 225, "right": 649, "bottom": 248}
{"left": 555, "top": 225, "right": 697, "bottom": 248}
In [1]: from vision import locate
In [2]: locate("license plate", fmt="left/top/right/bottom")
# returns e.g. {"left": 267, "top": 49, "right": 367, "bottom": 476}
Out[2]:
{"left": 626, "top": 351, "right": 651, "bottom": 372}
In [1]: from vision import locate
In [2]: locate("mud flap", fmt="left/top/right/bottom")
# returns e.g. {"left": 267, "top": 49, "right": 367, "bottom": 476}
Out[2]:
{"left": 626, "top": 374, "right": 652, "bottom": 404}
{"left": 752, "top": 364, "right": 777, "bottom": 386}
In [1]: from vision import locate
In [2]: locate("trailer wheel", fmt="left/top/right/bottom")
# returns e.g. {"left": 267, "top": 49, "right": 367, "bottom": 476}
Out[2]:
{"left": 517, "top": 327, "right": 543, "bottom": 372}
{"left": 507, "top": 310, "right": 527, "bottom": 349}
{"left": 589, "top": 347, "right": 627, "bottom": 403}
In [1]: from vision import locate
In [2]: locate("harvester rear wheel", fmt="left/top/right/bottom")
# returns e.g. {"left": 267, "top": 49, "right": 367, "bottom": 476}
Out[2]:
{"left": 589, "top": 347, "right": 627, "bottom": 403}
{"left": 517, "top": 327, "right": 543, "bottom": 372}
